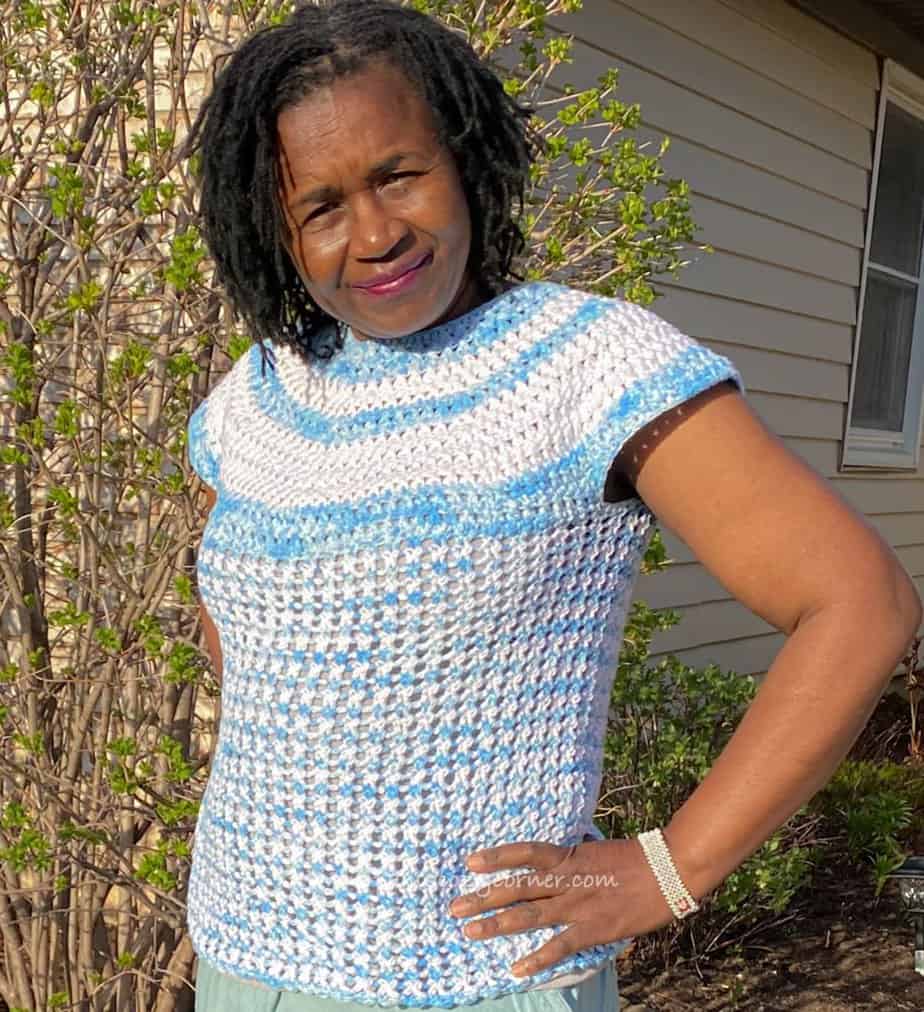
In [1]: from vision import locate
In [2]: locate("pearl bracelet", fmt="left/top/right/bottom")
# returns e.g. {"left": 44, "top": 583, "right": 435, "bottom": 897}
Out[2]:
{"left": 637, "top": 827, "right": 700, "bottom": 920}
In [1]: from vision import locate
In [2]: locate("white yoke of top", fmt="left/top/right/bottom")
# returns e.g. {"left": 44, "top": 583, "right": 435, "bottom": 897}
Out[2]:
{"left": 185, "top": 281, "right": 745, "bottom": 1007}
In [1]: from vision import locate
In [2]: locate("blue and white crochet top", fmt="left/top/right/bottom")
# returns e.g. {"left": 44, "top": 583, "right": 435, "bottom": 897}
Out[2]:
{"left": 185, "top": 281, "right": 745, "bottom": 1007}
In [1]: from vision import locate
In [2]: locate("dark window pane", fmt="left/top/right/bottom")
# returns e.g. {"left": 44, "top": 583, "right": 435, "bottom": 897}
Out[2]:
{"left": 869, "top": 101, "right": 924, "bottom": 277}
{"left": 854, "top": 269, "right": 916, "bottom": 431}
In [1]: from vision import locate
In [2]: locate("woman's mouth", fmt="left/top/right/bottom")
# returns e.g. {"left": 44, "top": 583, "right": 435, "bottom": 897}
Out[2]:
{"left": 353, "top": 252, "right": 433, "bottom": 297}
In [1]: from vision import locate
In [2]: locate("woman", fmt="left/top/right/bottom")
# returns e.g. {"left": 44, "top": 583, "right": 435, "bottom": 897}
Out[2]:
{"left": 180, "top": 1, "right": 922, "bottom": 1010}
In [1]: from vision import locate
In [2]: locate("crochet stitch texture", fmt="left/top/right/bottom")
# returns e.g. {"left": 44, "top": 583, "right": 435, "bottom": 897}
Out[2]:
{"left": 185, "top": 281, "right": 745, "bottom": 1007}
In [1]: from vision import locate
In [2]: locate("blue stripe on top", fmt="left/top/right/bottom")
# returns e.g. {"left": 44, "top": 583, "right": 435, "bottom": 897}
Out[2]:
{"left": 253, "top": 291, "right": 607, "bottom": 443}
{"left": 319, "top": 281, "right": 566, "bottom": 383}
{"left": 201, "top": 341, "right": 738, "bottom": 561}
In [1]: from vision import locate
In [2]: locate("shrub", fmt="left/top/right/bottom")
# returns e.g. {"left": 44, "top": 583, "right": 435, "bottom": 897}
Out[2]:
{"left": 810, "top": 758, "right": 924, "bottom": 895}
{"left": 0, "top": 0, "right": 704, "bottom": 1007}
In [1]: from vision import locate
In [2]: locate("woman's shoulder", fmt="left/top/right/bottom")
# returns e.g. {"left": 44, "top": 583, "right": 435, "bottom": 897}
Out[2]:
{"left": 513, "top": 281, "right": 744, "bottom": 396}
{"left": 193, "top": 340, "right": 268, "bottom": 432}
{"left": 512, "top": 279, "right": 642, "bottom": 321}
{"left": 510, "top": 280, "right": 672, "bottom": 347}
{"left": 519, "top": 281, "right": 725, "bottom": 355}
{"left": 493, "top": 280, "right": 606, "bottom": 331}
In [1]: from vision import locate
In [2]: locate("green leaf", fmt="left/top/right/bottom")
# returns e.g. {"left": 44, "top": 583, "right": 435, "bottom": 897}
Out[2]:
{"left": 64, "top": 280, "right": 102, "bottom": 314}
{"left": 2, "top": 802, "right": 29, "bottom": 830}
{"left": 107, "top": 737, "right": 137, "bottom": 758}
{"left": 173, "top": 573, "right": 195, "bottom": 605}
{"left": 157, "top": 735, "right": 194, "bottom": 783}
{"left": 135, "top": 849, "right": 178, "bottom": 890}
{"left": 13, "top": 732, "right": 44, "bottom": 756}
{"left": 543, "top": 36, "right": 572, "bottom": 63}
{"left": 164, "top": 226, "right": 206, "bottom": 293}
{"left": 29, "top": 81, "right": 55, "bottom": 108}
{"left": 53, "top": 400, "right": 79, "bottom": 438}
{"left": 18, "top": 0, "right": 47, "bottom": 29}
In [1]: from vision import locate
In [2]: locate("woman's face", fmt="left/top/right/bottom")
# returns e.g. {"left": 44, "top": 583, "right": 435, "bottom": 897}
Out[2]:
{"left": 275, "top": 61, "right": 480, "bottom": 341}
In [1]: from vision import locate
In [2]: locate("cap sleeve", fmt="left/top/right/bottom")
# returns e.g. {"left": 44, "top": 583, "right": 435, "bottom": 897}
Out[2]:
{"left": 187, "top": 373, "right": 232, "bottom": 488}
{"left": 571, "top": 297, "right": 746, "bottom": 503}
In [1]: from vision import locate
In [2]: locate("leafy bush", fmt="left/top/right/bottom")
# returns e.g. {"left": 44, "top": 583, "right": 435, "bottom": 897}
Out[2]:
{"left": 809, "top": 759, "right": 924, "bottom": 895}
{"left": 0, "top": 0, "right": 706, "bottom": 1007}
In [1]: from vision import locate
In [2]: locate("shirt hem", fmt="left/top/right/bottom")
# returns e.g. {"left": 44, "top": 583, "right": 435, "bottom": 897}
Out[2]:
{"left": 191, "top": 940, "right": 620, "bottom": 1008}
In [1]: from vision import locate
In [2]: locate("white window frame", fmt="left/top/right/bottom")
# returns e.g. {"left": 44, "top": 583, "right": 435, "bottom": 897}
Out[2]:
{"left": 842, "top": 59, "right": 924, "bottom": 471}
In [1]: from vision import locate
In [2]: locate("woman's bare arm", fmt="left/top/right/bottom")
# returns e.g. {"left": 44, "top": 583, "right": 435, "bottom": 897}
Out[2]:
{"left": 613, "top": 381, "right": 922, "bottom": 902}
{"left": 196, "top": 483, "right": 224, "bottom": 681}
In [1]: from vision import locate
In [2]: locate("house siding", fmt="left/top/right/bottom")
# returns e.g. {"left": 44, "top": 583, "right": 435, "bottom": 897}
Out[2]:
{"left": 552, "top": 0, "right": 923, "bottom": 679}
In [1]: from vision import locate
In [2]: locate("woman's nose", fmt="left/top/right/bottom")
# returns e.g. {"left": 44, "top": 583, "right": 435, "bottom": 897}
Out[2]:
{"left": 349, "top": 191, "right": 410, "bottom": 260}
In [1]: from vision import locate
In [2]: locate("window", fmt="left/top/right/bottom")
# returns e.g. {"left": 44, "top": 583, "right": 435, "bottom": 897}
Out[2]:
{"left": 843, "top": 60, "right": 924, "bottom": 470}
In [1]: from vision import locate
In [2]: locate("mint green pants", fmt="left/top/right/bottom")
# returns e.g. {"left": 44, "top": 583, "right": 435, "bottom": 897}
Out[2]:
{"left": 194, "top": 957, "right": 620, "bottom": 1012}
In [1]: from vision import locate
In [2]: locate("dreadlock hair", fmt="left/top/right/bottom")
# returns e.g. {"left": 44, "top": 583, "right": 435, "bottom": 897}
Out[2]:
{"left": 180, "top": 0, "right": 543, "bottom": 376}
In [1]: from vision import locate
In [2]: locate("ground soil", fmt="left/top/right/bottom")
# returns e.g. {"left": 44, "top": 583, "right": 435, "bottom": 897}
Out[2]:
{"left": 614, "top": 690, "right": 924, "bottom": 1011}
{"left": 615, "top": 862, "right": 923, "bottom": 1011}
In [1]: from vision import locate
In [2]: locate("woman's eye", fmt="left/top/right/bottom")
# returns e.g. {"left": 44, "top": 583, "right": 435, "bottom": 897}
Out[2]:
{"left": 299, "top": 175, "right": 419, "bottom": 227}
{"left": 302, "top": 204, "right": 335, "bottom": 227}
{"left": 382, "top": 172, "right": 418, "bottom": 188}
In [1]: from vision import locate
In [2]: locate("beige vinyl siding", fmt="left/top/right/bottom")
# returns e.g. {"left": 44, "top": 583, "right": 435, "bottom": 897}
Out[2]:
{"left": 632, "top": 128, "right": 866, "bottom": 246}
{"left": 552, "top": 0, "right": 923, "bottom": 679}
{"left": 720, "top": 0, "right": 881, "bottom": 91}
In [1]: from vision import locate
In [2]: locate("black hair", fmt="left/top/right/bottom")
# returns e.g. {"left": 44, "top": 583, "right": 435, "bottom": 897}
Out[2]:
{"left": 180, "top": 0, "right": 542, "bottom": 375}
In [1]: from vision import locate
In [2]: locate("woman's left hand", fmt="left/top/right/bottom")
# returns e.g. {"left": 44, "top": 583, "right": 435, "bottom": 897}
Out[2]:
{"left": 447, "top": 838, "right": 680, "bottom": 978}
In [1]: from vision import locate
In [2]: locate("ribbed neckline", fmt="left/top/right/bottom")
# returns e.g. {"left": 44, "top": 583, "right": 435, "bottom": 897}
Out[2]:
{"left": 320, "top": 281, "right": 547, "bottom": 379}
